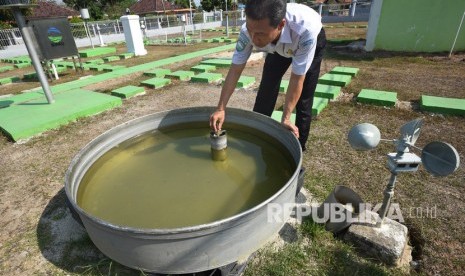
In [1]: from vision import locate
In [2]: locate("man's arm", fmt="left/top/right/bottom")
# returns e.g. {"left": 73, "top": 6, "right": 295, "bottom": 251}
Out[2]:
{"left": 282, "top": 72, "right": 306, "bottom": 138}
{"left": 209, "top": 63, "right": 246, "bottom": 132}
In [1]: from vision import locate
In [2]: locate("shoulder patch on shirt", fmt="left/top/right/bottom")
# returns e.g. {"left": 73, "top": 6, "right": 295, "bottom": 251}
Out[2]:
{"left": 236, "top": 32, "right": 249, "bottom": 52}
{"left": 300, "top": 38, "right": 313, "bottom": 48}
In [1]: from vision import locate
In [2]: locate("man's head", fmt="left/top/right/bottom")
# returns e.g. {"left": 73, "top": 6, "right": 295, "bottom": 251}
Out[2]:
{"left": 245, "top": 0, "right": 287, "bottom": 47}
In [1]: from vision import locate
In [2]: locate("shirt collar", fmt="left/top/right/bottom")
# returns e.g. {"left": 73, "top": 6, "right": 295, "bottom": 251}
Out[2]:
{"left": 278, "top": 20, "right": 292, "bottom": 44}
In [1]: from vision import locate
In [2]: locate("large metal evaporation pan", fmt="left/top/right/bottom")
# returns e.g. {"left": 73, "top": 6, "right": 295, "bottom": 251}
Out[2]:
{"left": 64, "top": 107, "right": 303, "bottom": 274}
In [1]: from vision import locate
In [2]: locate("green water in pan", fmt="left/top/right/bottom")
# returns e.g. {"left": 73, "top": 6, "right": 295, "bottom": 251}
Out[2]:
{"left": 77, "top": 123, "right": 296, "bottom": 229}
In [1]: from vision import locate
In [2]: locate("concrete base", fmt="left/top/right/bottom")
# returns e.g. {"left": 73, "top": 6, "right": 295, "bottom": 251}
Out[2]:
{"left": 344, "top": 210, "right": 412, "bottom": 266}
{"left": 357, "top": 89, "right": 397, "bottom": 107}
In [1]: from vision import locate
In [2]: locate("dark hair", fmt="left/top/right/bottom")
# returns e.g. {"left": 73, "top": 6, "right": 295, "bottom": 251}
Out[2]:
{"left": 245, "top": 0, "right": 287, "bottom": 27}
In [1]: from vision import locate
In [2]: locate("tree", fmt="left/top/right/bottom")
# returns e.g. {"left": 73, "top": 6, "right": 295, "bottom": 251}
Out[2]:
{"left": 174, "top": 0, "right": 195, "bottom": 9}
{"left": 200, "top": 0, "right": 215, "bottom": 12}
{"left": 103, "top": 0, "right": 135, "bottom": 19}
{"left": 63, "top": 0, "right": 105, "bottom": 19}
{"left": 200, "top": 0, "right": 231, "bottom": 12}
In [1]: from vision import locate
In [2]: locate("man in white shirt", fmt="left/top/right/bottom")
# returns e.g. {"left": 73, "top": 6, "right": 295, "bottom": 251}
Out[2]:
{"left": 210, "top": 0, "right": 326, "bottom": 151}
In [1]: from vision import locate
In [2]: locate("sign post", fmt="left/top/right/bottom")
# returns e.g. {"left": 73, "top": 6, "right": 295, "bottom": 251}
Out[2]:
{"left": 0, "top": 0, "right": 54, "bottom": 104}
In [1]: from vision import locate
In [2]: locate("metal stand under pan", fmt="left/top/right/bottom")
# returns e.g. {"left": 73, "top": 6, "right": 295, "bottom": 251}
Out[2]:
{"left": 148, "top": 254, "right": 253, "bottom": 276}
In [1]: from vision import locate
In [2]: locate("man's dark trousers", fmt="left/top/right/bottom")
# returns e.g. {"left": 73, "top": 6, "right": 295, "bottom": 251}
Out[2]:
{"left": 253, "top": 28, "right": 326, "bottom": 151}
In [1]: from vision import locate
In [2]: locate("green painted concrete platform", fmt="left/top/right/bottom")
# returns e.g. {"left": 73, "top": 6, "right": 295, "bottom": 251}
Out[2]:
{"left": 55, "top": 61, "right": 75, "bottom": 68}
{"left": 89, "top": 64, "right": 113, "bottom": 72}
{"left": 1, "top": 44, "right": 235, "bottom": 114}
{"left": 119, "top": 53, "right": 135, "bottom": 59}
{"left": 318, "top": 73, "right": 352, "bottom": 87}
{"left": 191, "top": 72, "right": 223, "bottom": 83}
{"left": 102, "top": 65, "right": 126, "bottom": 72}
{"left": 141, "top": 78, "right": 171, "bottom": 89}
{"left": 143, "top": 68, "right": 171, "bottom": 77}
{"left": 330, "top": 66, "right": 359, "bottom": 77}
{"left": 23, "top": 67, "right": 67, "bottom": 80}
{"left": 85, "top": 59, "right": 105, "bottom": 64}
{"left": 0, "top": 91, "right": 44, "bottom": 108}
{"left": 237, "top": 76, "right": 256, "bottom": 88}
{"left": 201, "top": 59, "right": 232, "bottom": 67}
{"left": 420, "top": 95, "right": 465, "bottom": 115}
{"left": 191, "top": 64, "right": 216, "bottom": 73}
{"left": 166, "top": 71, "right": 195, "bottom": 81}
{"left": 0, "top": 76, "right": 20, "bottom": 85}
{"left": 315, "top": 84, "right": 342, "bottom": 100}
{"left": 357, "top": 89, "right": 397, "bottom": 107}
{"left": 279, "top": 80, "right": 289, "bottom": 93}
{"left": 23, "top": 72, "right": 37, "bottom": 80}
{"left": 0, "top": 66, "right": 14, "bottom": 73}
{"left": 14, "top": 63, "right": 31, "bottom": 69}
{"left": 103, "top": 56, "right": 121, "bottom": 62}
{"left": 79, "top": 47, "right": 117, "bottom": 58}
{"left": 0, "top": 89, "right": 122, "bottom": 141}
{"left": 271, "top": 110, "right": 296, "bottom": 124}
{"left": 312, "top": 97, "right": 329, "bottom": 116}
{"left": 111, "top": 85, "right": 145, "bottom": 99}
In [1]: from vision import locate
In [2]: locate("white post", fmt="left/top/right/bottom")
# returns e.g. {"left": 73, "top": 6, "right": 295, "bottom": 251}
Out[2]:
{"left": 189, "top": 0, "right": 194, "bottom": 35}
{"left": 96, "top": 24, "right": 105, "bottom": 47}
{"left": 350, "top": 0, "right": 357, "bottom": 17}
{"left": 91, "top": 24, "right": 97, "bottom": 37}
{"left": 83, "top": 21, "right": 94, "bottom": 48}
{"left": 116, "top": 19, "right": 121, "bottom": 33}
{"left": 225, "top": 0, "right": 229, "bottom": 37}
{"left": 203, "top": 11, "right": 206, "bottom": 23}
{"left": 319, "top": 3, "right": 323, "bottom": 15}
{"left": 51, "top": 63, "right": 59, "bottom": 80}
{"left": 449, "top": 10, "right": 465, "bottom": 57}
{"left": 120, "top": 15, "right": 147, "bottom": 56}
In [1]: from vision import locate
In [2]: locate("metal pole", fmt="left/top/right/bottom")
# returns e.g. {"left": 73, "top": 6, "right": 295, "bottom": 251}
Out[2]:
{"left": 350, "top": 0, "right": 357, "bottom": 17}
{"left": 51, "top": 62, "right": 59, "bottom": 80}
{"left": 11, "top": 8, "right": 54, "bottom": 104}
{"left": 189, "top": 0, "right": 194, "bottom": 35}
{"left": 377, "top": 172, "right": 397, "bottom": 227}
{"left": 96, "top": 24, "right": 105, "bottom": 47}
{"left": 225, "top": 0, "right": 229, "bottom": 37}
{"left": 449, "top": 10, "right": 465, "bottom": 58}
{"left": 84, "top": 21, "right": 94, "bottom": 48}
{"left": 319, "top": 3, "right": 323, "bottom": 15}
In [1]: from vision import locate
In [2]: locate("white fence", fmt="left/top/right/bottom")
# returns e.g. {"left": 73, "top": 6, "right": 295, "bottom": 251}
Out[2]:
{"left": 0, "top": 10, "right": 245, "bottom": 58}
{"left": 0, "top": 1, "right": 371, "bottom": 58}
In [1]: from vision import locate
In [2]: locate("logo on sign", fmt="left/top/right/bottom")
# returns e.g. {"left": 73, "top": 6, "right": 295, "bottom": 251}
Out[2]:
{"left": 47, "top": 27, "right": 64, "bottom": 46}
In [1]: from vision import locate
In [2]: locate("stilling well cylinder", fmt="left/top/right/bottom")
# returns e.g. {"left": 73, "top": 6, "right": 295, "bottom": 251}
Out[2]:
{"left": 210, "top": 130, "right": 227, "bottom": 161}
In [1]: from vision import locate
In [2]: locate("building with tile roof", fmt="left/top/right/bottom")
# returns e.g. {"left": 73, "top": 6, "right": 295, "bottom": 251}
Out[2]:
{"left": 129, "top": 0, "right": 193, "bottom": 16}
{"left": 30, "top": 1, "right": 80, "bottom": 18}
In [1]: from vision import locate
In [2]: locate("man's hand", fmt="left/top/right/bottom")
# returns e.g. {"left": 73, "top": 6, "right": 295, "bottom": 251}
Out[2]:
{"left": 210, "top": 110, "right": 225, "bottom": 133}
{"left": 281, "top": 118, "right": 299, "bottom": 138}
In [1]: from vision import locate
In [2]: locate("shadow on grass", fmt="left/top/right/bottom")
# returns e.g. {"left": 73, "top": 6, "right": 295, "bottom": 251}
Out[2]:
{"left": 36, "top": 188, "right": 138, "bottom": 275}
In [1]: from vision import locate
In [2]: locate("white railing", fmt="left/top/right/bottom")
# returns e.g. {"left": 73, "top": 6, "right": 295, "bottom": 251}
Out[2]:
{"left": 0, "top": 3, "right": 369, "bottom": 57}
